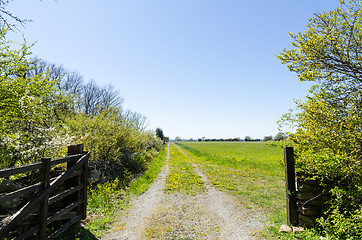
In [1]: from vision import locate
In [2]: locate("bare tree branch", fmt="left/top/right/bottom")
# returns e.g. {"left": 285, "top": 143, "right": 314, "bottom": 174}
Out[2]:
{"left": 0, "top": 0, "right": 31, "bottom": 31}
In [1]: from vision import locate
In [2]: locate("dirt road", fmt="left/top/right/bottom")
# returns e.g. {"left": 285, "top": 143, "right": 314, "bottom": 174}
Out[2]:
{"left": 102, "top": 143, "right": 264, "bottom": 240}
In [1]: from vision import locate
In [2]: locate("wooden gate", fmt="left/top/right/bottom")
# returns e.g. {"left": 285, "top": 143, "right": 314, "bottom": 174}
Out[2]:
{"left": 0, "top": 144, "right": 89, "bottom": 239}
{"left": 284, "top": 147, "right": 326, "bottom": 228}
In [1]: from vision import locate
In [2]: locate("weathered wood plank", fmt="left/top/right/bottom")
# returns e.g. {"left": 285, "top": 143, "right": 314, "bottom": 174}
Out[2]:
{"left": 297, "top": 204, "right": 321, "bottom": 216}
{"left": 66, "top": 144, "right": 83, "bottom": 223}
{"left": 47, "top": 215, "right": 81, "bottom": 240}
{"left": 0, "top": 153, "right": 83, "bottom": 178}
{"left": 47, "top": 200, "right": 82, "bottom": 225}
{"left": 48, "top": 184, "right": 83, "bottom": 205}
{"left": 0, "top": 162, "right": 42, "bottom": 178}
{"left": 38, "top": 157, "right": 51, "bottom": 239}
{"left": 0, "top": 176, "right": 59, "bottom": 203}
{"left": 68, "top": 169, "right": 82, "bottom": 179}
{"left": 284, "top": 147, "right": 298, "bottom": 226}
{"left": 81, "top": 157, "right": 89, "bottom": 219}
{"left": 298, "top": 213, "right": 317, "bottom": 228}
{"left": 50, "top": 211, "right": 77, "bottom": 221}
{"left": 0, "top": 182, "right": 41, "bottom": 203}
{"left": 50, "top": 154, "right": 84, "bottom": 166}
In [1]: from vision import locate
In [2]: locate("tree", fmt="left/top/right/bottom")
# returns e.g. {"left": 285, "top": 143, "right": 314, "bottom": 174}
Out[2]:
{"left": 123, "top": 110, "right": 147, "bottom": 131}
{"left": 0, "top": 27, "right": 73, "bottom": 167}
{"left": 278, "top": 0, "right": 362, "bottom": 167}
{"left": 27, "top": 59, "right": 84, "bottom": 96}
{"left": 244, "top": 136, "right": 251, "bottom": 141}
{"left": 263, "top": 136, "right": 273, "bottom": 141}
{"left": 27, "top": 60, "right": 124, "bottom": 117}
{"left": 175, "top": 136, "right": 181, "bottom": 141}
{"left": 274, "top": 132, "right": 286, "bottom": 141}
{"left": 278, "top": 0, "right": 362, "bottom": 237}
{"left": 155, "top": 128, "right": 164, "bottom": 141}
{"left": 0, "top": 0, "right": 30, "bottom": 30}
{"left": 278, "top": 0, "right": 362, "bottom": 96}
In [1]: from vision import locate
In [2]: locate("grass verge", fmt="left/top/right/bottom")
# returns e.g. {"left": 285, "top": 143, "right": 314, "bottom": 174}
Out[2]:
{"left": 128, "top": 145, "right": 168, "bottom": 196}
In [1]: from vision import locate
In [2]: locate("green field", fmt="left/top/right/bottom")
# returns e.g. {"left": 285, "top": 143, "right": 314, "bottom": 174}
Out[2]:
{"left": 175, "top": 141, "right": 290, "bottom": 238}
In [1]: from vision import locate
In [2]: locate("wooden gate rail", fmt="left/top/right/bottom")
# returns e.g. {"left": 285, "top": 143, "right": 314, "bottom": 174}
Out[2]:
{"left": 0, "top": 144, "right": 89, "bottom": 239}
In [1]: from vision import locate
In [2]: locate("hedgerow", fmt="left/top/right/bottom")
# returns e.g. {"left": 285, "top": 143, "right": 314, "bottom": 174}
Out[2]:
{"left": 278, "top": 0, "right": 362, "bottom": 238}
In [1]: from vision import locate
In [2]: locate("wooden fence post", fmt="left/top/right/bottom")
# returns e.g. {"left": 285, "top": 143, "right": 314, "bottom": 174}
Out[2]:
{"left": 284, "top": 147, "right": 298, "bottom": 226}
{"left": 38, "top": 157, "right": 51, "bottom": 240}
{"left": 67, "top": 144, "right": 84, "bottom": 222}
{"left": 81, "top": 151, "right": 88, "bottom": 220}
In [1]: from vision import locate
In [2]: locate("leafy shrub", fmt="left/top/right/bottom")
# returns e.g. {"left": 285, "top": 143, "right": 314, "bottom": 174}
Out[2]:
{"left": 0, "top": 27, "right": 76, "bottom": 168}
{"left": 68, "top": 108, "right": 162, "bottom": 181}
{"left": 279, "top": 87, "right": 362, "bottom": 238}
{"left": 277, "top": 0, "right": 362, "bottom": 237}
{"left": 318, "top": 208, "right": 362, "bottom": 239}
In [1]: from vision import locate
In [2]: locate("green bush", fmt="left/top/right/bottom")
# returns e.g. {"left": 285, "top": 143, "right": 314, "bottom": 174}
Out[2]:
{"left": 277, "top": 0, "right": 362, "bottom": 238}
{"left": 318, "top": 208, "right": 362, "bottom": 239}
{"left": 0, "top": 27, "right": 76, "bottom": 168}
{"left": 128, "top": 145, "right": 167, "bottom": 195}
{"left": 68, "top": 108, "right": 162, "bottom": 181}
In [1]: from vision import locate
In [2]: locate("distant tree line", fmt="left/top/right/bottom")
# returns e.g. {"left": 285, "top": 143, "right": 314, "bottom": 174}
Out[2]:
{"left": 173, "top": 133, "right": 287, "bottom": 142}
{"left": 201, "top": 138, "right": 241, "bottom": 142}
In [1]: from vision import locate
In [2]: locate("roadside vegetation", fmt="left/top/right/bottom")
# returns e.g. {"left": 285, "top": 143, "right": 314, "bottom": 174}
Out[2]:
{"left": 84, "top": 145, "right": 168, "bottom": 237}
{"left": 0, "top": 17, "right": 166, "bottom": 239}
{"left": 127, "top": 143, "right": 168, "bottom": 196}
{"left": 278, "top": 0, "right": 362, "bottom": 238}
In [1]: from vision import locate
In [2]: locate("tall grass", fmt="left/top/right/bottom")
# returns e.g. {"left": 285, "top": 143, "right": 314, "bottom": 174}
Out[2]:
{"left": 86, "top": 178, "right": 128, "bottom": 236}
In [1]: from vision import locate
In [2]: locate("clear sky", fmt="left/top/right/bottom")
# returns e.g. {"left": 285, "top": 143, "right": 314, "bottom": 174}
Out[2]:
{"left": 7, "top": 0, "right": 340, "bottom": 140}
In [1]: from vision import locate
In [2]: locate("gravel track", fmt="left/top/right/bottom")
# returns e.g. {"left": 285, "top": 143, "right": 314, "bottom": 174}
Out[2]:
{"left": 174, "top": 144, "right": 265, "bottom": 239}
{"left": 102, "top": 143, "right": 265, "bottom": 240}
{"left": 101, "top": 146, "right": 170, "bottom": 240}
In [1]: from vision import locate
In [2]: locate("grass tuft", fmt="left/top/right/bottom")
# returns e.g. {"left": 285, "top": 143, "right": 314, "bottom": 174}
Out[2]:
{"left": 165, "top": 144, "right": 205, "bottom": 195}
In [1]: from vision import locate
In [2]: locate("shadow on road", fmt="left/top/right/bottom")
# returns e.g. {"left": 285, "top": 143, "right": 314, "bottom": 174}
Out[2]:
{"left": 56, "top": 224, "right": 98, "bottom": 240}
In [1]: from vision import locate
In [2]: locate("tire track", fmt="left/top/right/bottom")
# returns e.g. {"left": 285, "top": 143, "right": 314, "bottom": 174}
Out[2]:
{"left": 101, "top": 144, "right": 170, "bottom": 240}
{"left": 174, "top": 143, "right": 265, "bottom": 239}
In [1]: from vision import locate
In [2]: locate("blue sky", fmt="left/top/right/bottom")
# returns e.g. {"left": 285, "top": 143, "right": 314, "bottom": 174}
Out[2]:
{"left": 8, "top": 0, "right": 340, "bottom": 139}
